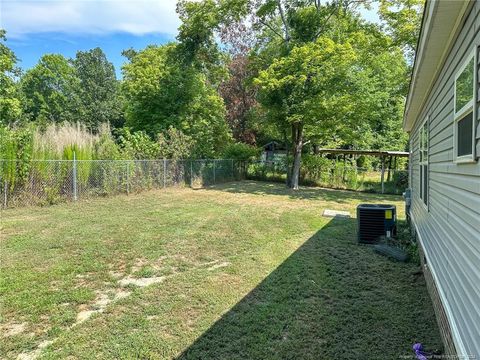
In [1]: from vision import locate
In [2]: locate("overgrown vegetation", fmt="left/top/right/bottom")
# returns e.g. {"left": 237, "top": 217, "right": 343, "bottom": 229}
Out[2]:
{"left": 0, "top": 123, "right": 206, "bottom": 197}
{"left": 246, "top": 155, "right": 409, "bottom": 194}
{"left": 222, "top": 142, "right": 260, "bottom": 161}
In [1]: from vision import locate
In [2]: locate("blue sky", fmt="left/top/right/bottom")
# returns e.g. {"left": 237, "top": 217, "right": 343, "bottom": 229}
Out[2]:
{"left": 0, "top": 0, "right": 379, "bottom": 78}
{"left": 6, "top": 32, "right": 175, "bottom": 78}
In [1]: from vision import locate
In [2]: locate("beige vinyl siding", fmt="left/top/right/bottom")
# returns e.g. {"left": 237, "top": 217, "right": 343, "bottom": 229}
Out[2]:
{"left": 410, "top": 1, "right": 480, "bottom": 357}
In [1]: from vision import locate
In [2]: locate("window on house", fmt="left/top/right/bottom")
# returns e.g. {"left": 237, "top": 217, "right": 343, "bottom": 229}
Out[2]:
{"left": 454, "top": 51, "right": 476, "bottom": 161}
{"left": 419, "top": 120, "right": 428, "bottom": 207}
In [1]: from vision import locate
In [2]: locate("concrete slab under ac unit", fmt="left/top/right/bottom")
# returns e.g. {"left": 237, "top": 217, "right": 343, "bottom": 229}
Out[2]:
{"left": 322, "top": 209, "right": 351, "bottom": 218}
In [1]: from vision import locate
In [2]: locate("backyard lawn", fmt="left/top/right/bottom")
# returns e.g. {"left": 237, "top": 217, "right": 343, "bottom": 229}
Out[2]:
{"left": 0, "top": 181, "right": 441, "bottom": 359}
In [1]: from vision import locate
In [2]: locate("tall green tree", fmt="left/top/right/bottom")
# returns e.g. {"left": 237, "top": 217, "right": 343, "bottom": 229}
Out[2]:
{"left": 72, "top": 48, "right": 124, "bottom": 130}
{"left": 0, "top": 30, "right": 22, "bottom": 125}
{"left": 121, "top": 44, "right": 231, "bottom": 158}
{"left": 326, "top": 28, "right": 409, "bottom": 151}
{"left": 21, "top": 54, "right": 82, "bottom": 124}
{"left": 379, "top": 0, "right": 423, "bottom": 62}
{"left": 174, "top": 0, "right": 414, "bottom": 184}
{"left": 255, "top": 37, "right": 367, "bottom": 189}
{"left": 251, "top": 1, "right": 411, "bottom": 187}
{"left": 248, "top": 1, "right": 386, "bottom": 187}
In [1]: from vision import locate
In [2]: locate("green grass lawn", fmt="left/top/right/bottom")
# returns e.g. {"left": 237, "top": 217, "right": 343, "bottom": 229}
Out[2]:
{"left": 0, "top": 181, "right": 442, "bottom": 359}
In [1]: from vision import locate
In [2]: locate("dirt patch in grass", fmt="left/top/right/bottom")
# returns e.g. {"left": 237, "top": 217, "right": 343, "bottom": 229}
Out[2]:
{"left": 118, "top": 276, "right": 166, "bottom": 287}
{"left": 12, "top": 267, "right": 173, "bottom": 360}
{"left": 73, "top": 288, "right": 131, "bottom": 326}
{"left": 207, "top": 262, "right": 231, "bottom": 271}
{"left": 1, "top": 322, "right": 27, "bottom": 338}
{"left": 16, "top": 340, "right": 53, "bottom": 360}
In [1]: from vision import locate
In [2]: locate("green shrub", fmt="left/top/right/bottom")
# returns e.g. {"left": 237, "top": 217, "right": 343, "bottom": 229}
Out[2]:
{"left": 356, "top": 155, "right": 373, "bottom": 170}
{"left": 116, "top": 128, "right": 159, "bottom": 159}
{"left": 0, "top": 125, "right": 34, "bottom": 190}
{"left": 157, "top": 127, "right": 195, "bottom": 160}
{"left": 43, "top": 186, "right": 61, "bottom": 206}
{"left": 344, "top": 166, "right": 359, "bottom": 189}
{"left": 302, "top": 155, "right": 333, "bottom": 181}
{"left": 392, "top": 171, "right": 408, "bottom": 190}
{"left": 222, "top": 143, "right": 260, "bottom": 161}
{"left": 95, "top": 124, "right": 122, "bottom": 160}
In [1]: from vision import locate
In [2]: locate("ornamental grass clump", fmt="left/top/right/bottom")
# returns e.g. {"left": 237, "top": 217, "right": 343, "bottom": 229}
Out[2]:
{"left": 33, "top": 122, "right": 98, "bottom": 160}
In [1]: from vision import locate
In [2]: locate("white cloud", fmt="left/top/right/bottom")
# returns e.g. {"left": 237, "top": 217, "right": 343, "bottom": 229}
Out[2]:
{"left": 0, "top": 0, "right": 181, "bottom": 38}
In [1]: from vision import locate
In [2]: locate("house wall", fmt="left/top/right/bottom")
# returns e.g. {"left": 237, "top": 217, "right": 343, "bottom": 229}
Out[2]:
{"left": 417, "top": 244, "right": 457, "bottom": 356}
{"left": 410, "top": 2, "right": 480, "bottom": 357}
{"left": 477, "top": 44, "right": 480, "bottom": 154}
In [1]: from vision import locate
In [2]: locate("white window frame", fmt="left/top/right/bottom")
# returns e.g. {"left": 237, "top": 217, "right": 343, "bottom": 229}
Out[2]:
{"left": 419, "top": 117, "right": 429, "bottom": 209}
{"left": 453, "top": 48, "right": 477, "bottom": 163}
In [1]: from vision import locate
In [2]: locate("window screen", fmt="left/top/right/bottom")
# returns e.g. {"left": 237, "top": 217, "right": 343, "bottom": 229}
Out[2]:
{"left": 453, "top": 50, "right": 476, "bottom": 161}
{"left": 419, "top": 166, "right": 424, "bottom": 200}
{"left": 457, "top": 112, "right": 473, "bottom": 157}
{"left": 422, "top": 164, "right": 428, "bottom": 206}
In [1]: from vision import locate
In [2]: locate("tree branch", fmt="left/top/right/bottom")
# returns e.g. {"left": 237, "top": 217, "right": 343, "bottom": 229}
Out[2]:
{"left": 313, "top": 4, "right": 338, "bottom": 40}
{"left": 277, "top": 0, "right": 290, "bottom": 45}
{"left": 258, "top": 19, "right": 285, "bottom": 41}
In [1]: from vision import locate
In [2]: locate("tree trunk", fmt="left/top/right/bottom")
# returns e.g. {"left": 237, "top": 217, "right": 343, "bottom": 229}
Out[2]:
{"left": 277, "top": 0, "right": 291, "bottom": 45}
{"left": 387, "top": 156, "right": 392, "bottom": 181}
{"left": 284, "top": 129, "right": 291, "bottom": 187}
{"left": 290, "top": 122, "right": 304, "bottom": 190}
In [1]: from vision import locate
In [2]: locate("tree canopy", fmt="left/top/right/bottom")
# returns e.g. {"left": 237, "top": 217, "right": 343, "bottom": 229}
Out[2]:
{"left": 121, "top": 44, "right": 231, "bottom": 158}
{"left": 21, "top": 54, "right": 82, "bottom": 124}
{"left": 0, "top": 30, "right": 22, "bottom": 125}
{"left": 0, "top": 0, "right": 422, "bottom": 187}
{"left": 190, "top": 0, "right": 415, "bottom": 188}
{"left": 72, "top": 48, "right": 124, "bottom": 129}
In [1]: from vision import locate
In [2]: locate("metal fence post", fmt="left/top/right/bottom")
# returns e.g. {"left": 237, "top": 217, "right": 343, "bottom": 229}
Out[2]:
{"left": 3, "top": 180, "right": 7, "bottom": 208}
{"left": 190, "top": 160, "right": 193, "bottom": 188}
{"left": 73, "top": 152, "right": 78, "bottom": 201}
{"left": 380, "top": 156, "right": 385, "bottom": 194}
{"left": 157, "top": 160, "right": 162, "bottom": 188}
{"left": 213, "top": 160, "right": 216, "bottom": 184}
{"left": 126, "top": 162, "right": 130, "bottom": 195}
{"left": 163, "top": 158, "right": 166, "bottom": 188}
{"left": 231, "top": 159, "right": 234, "bottom": 180}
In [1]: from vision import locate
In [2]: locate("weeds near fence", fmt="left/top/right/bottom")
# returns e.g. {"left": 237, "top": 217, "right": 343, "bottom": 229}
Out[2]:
{"left": 0, "top": 159, "right": 246, "bottom": 208}
{"left": 245, "top": 160, "right": 408, "bottom": 195}
{"left": 0, "top": 158, "right": 407, "bottom": 208}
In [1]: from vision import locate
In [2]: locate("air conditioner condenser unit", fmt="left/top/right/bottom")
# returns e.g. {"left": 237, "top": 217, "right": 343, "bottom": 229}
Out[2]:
{"left": 357, "top": 204, "right": 397, "bottom": 244}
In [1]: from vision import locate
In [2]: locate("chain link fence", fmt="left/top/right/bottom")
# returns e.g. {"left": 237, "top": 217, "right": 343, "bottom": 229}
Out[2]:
{"left": 245, "top": 160, "right": 408, "bottom": 195}
{"left": 0, "top": 158, "right": 407, "bottom": 208}
{"left": 0, "top": 159, "right": 248, "bottom": 208}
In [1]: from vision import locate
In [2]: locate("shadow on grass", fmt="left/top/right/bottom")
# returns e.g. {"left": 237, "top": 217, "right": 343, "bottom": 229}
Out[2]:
{"left": 206, "top": 180, "right": 403, "bottom": 204}
{"left": 177, "top": 217, "right": 441, "bottom": 360}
